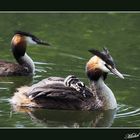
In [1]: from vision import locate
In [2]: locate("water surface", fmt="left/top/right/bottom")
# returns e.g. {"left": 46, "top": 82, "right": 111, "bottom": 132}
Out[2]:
{"left": 0, "top": 12, "right": 139, "bottom": 128}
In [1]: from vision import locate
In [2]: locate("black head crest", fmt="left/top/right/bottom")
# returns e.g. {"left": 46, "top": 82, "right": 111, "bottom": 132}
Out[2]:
{"left": 14, "top": 31, "right": 50, "bottom": 46}
{"left": 103, "top": 47, "right": 110, "bottom": 55}
{"left": 88, "top": 48, "right": 115, "bottom": 68}
{"left": 14, "top": 31, "right": 37, "bottom": 38}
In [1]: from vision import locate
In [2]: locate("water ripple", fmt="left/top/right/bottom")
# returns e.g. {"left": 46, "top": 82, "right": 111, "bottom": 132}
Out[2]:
{"left": 59, "top": 53, "right": 85, "bottom": 60}
{"left": 0, "top": 82, "right": 13, "bottom": 84}
{"left": 115, "top": 104, "right": 140, "bottom": 118}
{"left": 34, "top": 61, "right": 56, "bottom": 66}
{"left": 0, "top": 87, "right": 9, "bottom": 91}
{"left": 35, "top": 68, "right": 47, "bottom": 73}
{"left": 111, "top": 73, "right": 140, "bottom": 81}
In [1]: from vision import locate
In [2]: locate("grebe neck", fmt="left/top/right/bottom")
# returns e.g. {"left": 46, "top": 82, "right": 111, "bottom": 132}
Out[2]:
{"left": 16, "top": 53, "right": 35, "bottom": 74}
{"left": 91, "top": 77, "right": 117, "bottom": 110}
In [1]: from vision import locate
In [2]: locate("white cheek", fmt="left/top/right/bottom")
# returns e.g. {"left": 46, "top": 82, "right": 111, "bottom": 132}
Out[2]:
{"left": 102, "top": 65, "right": 110, "bottom": 72}
{"left": 26, "top": 37, "right": 37, "bottom": 45}
{"left": 99, "top": 60, "right": 110, "bottom": 72}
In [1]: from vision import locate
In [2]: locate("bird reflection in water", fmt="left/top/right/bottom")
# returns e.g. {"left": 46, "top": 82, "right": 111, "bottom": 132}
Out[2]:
{"left": 11, "top": 106, "right": 116, "bottom": 127}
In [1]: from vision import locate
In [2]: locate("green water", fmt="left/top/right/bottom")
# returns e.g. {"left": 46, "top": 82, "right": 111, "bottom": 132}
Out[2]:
{"left": 0, "top": 12, "right": 139, "bottom": 128}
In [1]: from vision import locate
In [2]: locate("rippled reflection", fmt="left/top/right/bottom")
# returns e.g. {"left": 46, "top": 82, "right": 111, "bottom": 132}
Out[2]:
{"left": 11, "top": 106, "right": 117, "bottom": 128}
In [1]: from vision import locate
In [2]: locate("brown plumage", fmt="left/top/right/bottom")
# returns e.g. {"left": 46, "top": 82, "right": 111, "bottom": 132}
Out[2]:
{"left": 0, "top": 61, "right": 29, "bottom": 76}
{"left": 11, "top": 77, "right": 103, "bottom": 111}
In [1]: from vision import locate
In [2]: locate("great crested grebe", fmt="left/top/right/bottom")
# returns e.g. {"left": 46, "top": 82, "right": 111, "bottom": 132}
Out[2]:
{"left": 0, "top": 31, "right": 50, "bottom": 76}
{"left": 10, "top": 48, "right": 124, "bottom": 111}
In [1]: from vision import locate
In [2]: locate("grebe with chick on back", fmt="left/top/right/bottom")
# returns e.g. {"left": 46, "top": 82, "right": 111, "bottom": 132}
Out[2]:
{"left": 10, "top": 48, "right": 124, "bottom": 111}
{"left": 0, "top": 31, "right": 50, "bottom": 76}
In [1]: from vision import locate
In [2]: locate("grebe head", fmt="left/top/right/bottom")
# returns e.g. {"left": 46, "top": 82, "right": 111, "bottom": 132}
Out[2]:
{"left": 10, "top": 31, "right": 50, "bottom": 74}
{"left": 86, "top": 47, "right": 124, "bottom": 81}
{"left": 11, "top": 31, "right": 50, "bottom": 59}
{"left": 12, "top": 31, "right": 50, "bottom": 46}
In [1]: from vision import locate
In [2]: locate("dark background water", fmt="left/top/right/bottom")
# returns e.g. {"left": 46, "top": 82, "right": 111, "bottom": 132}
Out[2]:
{"left": 0, "top": 12, "right": 139, "bottom": 128}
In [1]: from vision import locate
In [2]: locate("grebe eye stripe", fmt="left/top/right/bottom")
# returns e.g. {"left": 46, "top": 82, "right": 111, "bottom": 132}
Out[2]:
{"left": 105, "top": 59, "right": 115, "bottom": 68}
{"left": 105, "top": 64, "right": 112, "bottom": 71}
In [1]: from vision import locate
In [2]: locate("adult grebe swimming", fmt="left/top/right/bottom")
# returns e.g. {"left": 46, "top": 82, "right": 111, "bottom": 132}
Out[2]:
{"left": 10, "top": 48, "right": 124, "bottom": 111}
{"left": 0, "top": 31, "right": 50, "bottom": 76}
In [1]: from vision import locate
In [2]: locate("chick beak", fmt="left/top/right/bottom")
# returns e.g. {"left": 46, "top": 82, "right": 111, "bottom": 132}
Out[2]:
{"left": 110, "top": 68, "right": 124, "bottom": 79}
